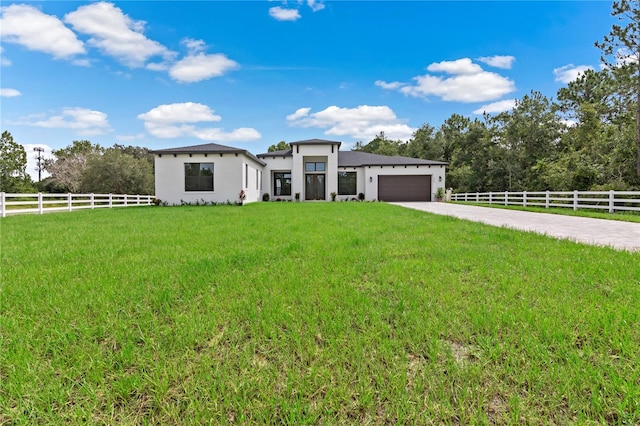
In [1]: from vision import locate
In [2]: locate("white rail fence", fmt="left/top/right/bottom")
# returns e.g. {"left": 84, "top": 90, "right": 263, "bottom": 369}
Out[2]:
{"left": 450, "top": 190, "right": 640, "bottom": 213}
{"left": 1, "top": 193, "right": 155, "bottom": 217}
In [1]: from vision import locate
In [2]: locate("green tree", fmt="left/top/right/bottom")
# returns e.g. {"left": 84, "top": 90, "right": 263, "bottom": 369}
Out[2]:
{"left": 556, "top": 67, "right": 639, "bottom": 189}
{"left": 446, "top": 119, "right": 499, "bottom": 192}
{"left": 267, "top": 141, "right": 290, "bottom": 152}
{"left": 404, "top": 124, "right": 446, "bottom": 161}
{"left": 557, "top": 69, "right": 619, "bottom": 122}
{"left": 45, "top": 140, "right": 103, "bottom": 192}
{"left": 596, "top": 0, "right": 640, "bottom": 178}
{"left": 81, "top": 148, "right": 154, "bottom": 195}
{"left": 352, "top": 132, "right": 403, "bottom": 156}
{"left": 489, "top": 91, "right": 563, "bottom": 191}
{"left": 0, "top": 131, "right": 34, "bottom": 192}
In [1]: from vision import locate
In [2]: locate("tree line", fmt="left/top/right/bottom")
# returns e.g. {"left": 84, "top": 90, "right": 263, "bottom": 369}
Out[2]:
{"left": 0, "top": 133, "right": 154, "bottom": 195}
{"left": 354, "top": 0, "right": 640, "bottom": 192}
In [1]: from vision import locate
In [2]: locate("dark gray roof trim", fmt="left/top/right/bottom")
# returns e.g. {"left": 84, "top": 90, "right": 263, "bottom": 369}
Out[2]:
{"left": 151, "top": 143, "right": 266, "bottom": 166}
{"left": 257, "top": 149, "right": 293, "bottom": 158}
{"left": 289, "top": 138, "right": 342, "bottom": 146}
{"left": 338, "top": 151, "right": 448, "bottom": 167}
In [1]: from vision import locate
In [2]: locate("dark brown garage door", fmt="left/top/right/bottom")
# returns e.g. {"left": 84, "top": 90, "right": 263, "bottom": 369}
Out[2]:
{"left": 378, "top": 175, "right": 431, "bottom": 202}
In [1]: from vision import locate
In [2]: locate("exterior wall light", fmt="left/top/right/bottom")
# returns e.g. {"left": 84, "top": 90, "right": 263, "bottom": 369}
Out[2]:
{"left": 369, "top": 176, "right": 373, "bottom": 183}
{"left": 439, "top": 176, "right": 442, "bottom": 182}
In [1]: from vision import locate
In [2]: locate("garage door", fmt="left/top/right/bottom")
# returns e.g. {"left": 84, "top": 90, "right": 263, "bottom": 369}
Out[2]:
{"left": 378, "top": 175, "right": 431, "bottom": 202}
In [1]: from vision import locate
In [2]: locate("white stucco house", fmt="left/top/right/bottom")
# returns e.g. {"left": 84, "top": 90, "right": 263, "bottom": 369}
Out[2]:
{"left": 152, "top": 139, "right": 447, "bottom": 205}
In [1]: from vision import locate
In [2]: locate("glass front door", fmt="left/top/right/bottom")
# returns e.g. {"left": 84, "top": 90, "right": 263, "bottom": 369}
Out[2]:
{"left": 305, "top": 174, "right": 325, "bottom": 200}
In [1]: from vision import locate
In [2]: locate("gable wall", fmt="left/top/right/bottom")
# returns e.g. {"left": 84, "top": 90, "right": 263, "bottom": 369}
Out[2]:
{"left": 292, "top": 144, "right": 339, "bottom": 200}
{"left": 155, "top": 153, "right": 251, "bottom": 205}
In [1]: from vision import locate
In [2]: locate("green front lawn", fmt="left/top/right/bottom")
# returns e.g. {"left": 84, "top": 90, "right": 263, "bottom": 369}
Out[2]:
{"left": 2, "top": 203, "right": 639, "bottom": 424}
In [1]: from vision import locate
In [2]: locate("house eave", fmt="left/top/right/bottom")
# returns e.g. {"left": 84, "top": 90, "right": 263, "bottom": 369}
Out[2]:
{"left": 152, "top": 148, "right": 266, "bottom": 166}
{"left": 289, "top": 138, "right": 342, "bottom": 147}
{"left": 338, "top": 161, "right": 449, "bottom": 168}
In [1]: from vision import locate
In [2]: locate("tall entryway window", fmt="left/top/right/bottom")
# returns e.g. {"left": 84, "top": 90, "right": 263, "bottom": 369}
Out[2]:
{"left": 305, "top": 174, "right": 325, "bottom": 200}
{"left": 304, "top": 161, "right": 326, "bottom": 200}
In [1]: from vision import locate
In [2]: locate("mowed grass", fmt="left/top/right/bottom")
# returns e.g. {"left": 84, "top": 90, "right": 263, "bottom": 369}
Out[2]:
{"left": 1, "top": 203, "right": 639, "bottom": 424}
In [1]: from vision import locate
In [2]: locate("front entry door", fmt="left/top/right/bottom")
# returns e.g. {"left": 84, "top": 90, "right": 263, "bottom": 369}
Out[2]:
{"left": 305, "top": 174, "right": 325, "bottom": 200}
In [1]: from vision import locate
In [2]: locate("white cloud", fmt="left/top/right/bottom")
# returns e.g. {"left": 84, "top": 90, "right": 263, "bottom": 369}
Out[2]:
{"left": 182, "top": 38, "right": 207, "bottom": 54}
{"left": 286, "top": 107, "right": 312, "bottom": 121}
{"left": 287, "top": 105, "right": 415, "bottom": 141}
{"left": 0, "top": 4, "right": 85, "bottom": 59}
{"left": 472, "top": 99, "right": 516, "bottom": 115}
{"left": 169, "top": 53, "right": 238, "bottom": 83}
{"left": 269, "top": 7, "right": 301, "bottom": 21}
{"left": 23, "top": 107, "right": 111, "bottom": 136}
{"left": 0, "top": 88, "right": 21, "bottom": 97}
{"left": 192, "top": 128, "right": 262, "bottom": 142}
{"left": 64, "top": 2, "right": 174, "bottom": 68}
{"left": 138, "top": 102, "right": 222, "bottom": 124}
{"left": 374, "top": 80, "right": 403, "bottom": 90}
{"left": 307, "top": 0, "right": 325, "bottom": 12}
{"left": 138, "top": 102, "right": 261, "bottom": 142}
{"left": 146, "top": 62, "right": 168, "bottom": 72}
{"left": 553, "top": 64, "right": 594, "bottom": 84}
{"left": 377, "top": 58, "right": 516, "bottom": 103}
{"left": 477, "top": 55, "right": 516, "bottom": 69}
{"left": 427, "top": 58, "right": 483, "bottom": 75}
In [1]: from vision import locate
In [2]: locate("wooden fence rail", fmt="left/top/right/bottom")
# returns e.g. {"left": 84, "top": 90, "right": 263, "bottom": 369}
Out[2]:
{"left": 449, "top": 190, "right": 640, "bottom": 213}
{"left": 0, "top": 193, "right": 155, "bottom": 217}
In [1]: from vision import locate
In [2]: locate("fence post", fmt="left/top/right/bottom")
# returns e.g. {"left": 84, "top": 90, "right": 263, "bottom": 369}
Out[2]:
{"left": 464, "top": 193, "right": 468, "bottom": 202}
{"left": 124, "top": 195, "right": 128, "bottom": 206}
{"left": 505, "top": 191, "right": 508, "bottom": 206}
{"left": 523, "top": 191, "right": 527, "bottom": 207}
{"left": 1, "top": 192, "right": 5, "bottom": 218}
{"left": 489, "top": 192, "right": 493, "bottom": 204}
{"left": 38, "top": 193, "right": 43, "bottom": 214}
{"left": 137, "top": 194, "right": 141, "bottom": 205}
{"left": 573, "top": 190, "right": 578, "bottom": 211}
{"left": 609, "top": 190, "right": 615, "bottom": 213}
{"left": 545, "top": 191, "right": 550, "bottom": 209}
{"left": 109, "top": 194, "right": 113, "bottom": 208}
{"left": 90, "top": 193, "right": 95, "bottom": 209}
{"left": 68, "top": 193, "right": 73, "bottom": 212}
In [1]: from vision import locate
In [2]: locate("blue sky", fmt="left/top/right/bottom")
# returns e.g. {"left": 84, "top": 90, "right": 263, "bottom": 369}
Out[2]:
{"left": 0, "top": 1, "right": 612, "bottom": 180}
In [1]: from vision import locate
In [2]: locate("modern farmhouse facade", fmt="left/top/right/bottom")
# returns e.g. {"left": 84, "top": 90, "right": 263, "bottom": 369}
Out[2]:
{"left": 152, "top": 139, "right": 447, "bottom": 205}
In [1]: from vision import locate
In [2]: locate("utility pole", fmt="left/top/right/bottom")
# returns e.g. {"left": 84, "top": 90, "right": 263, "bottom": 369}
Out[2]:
{"left": 33, "top": 147, "right": 45, "bottom": 182}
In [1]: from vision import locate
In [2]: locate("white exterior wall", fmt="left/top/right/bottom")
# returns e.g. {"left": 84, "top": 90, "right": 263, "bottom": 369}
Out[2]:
{"left": 155, "top": 153, "right": 262, "bottom": 205}
{"left": 291, "top": 144, "right": 338, "bottom": 200}
{"left": 364, "top": 164, "right": 446, "bottom": 201}
{"left": 242, "top": 156, "right": 265, "bottom": 204}
{"left": 261, "top": 156, "right": 294, "bottom": 200}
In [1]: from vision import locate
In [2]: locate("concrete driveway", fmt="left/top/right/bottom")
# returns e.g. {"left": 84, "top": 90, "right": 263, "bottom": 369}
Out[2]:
{"left": 393, "top": 202, "right": 640, "bottom": 252}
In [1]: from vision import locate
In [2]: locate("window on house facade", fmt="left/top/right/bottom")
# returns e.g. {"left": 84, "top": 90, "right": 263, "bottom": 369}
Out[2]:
{"left": 273, "top": 172, "right": 292, "bottom": 196}
{"left": 338, "top": 171, "right": 357, "bottom": 195}
{"left": 185, "top": 163, "right": 214, "bottom": 191}
{"left": 305, "top": 162, "right": 326, "bottom": 172}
